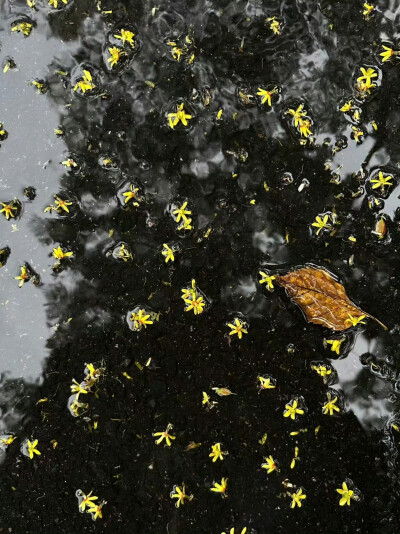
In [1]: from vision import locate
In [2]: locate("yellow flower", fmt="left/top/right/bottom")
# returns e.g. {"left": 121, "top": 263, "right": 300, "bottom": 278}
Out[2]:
{"left": 259, "top": 271, "right": 275, "bottom": 290}
{"left": 70, "top": 399, "right": 88, "bottom": 417}
{"left": 326, "top": 338, "right": 344, "bottom": 355}
{"left": 267, "top": 16, "right": 281, "bottom": 35}
{"left": 228, "top": 318, "right": 248, "bottom": 339}
{"left": 168, "top": 103, "right": 192, "bottom": 129}
{"left": 173, "top": 201, "right": 191, "bottom": 222}
{"left": 78, "top": 490, "right": 98, "bottom": 512}
{"left": 130, "top": 308, "right": 153, "bottom": 330}
{"left": 370, "top": 171, "right": 393, "bottom": 191}
{"left": 210, "top": 477, "right": 228, "bottom": 497}
{"left": 184, "top": 295, "right": 205, "bottom": 315}
{"left": 170, "top": 484, "right": 193, "bottom": 507}
{"left": 257, "top": 86, "right": 278, "bottom": 106}
{"left": 222, "top": 529, "right": 247, "bottom": 534}
{"left": 298, "top": 118, "right": 313, "bottom": 138}
{"left": 0, "top": 435, "right": 16, "bottom": 446}
{"left": 290, "top": 488, "right": 306, "bottom": 508}
{"left": 61, "top": 158, "right": 77, "bottom": 168}
{"left": 286, "top": 104, "right": 307, "bottom": 127}
{"left": 122, "top": 184, "right": 140, "bottom": 205}
{"left": 27, "top": 439, "right": 41, "bottom": 459}
{"left": 357, "top": 67, "right": 377, "bottom": 85}
{"left": 15, "top": 265, "right": 31, "bottom": 287}
{"left": 209, "top": 442, "right": 228, "bottom": 462}
{"left": 345, "top": 313, "right": 366, "bottom": 327}
{"left": 73, "top": 70, "right": 96, "bottom": 93}
{"left": 322, "top": 392, "right": 341, "bottom": 415}
{"left": 363, "top": 3, "right": 374, "bottom": 19}
{"left": 0, "top": 202, "right": 18, "bottom": 220}
{"left": 114, "top": 29, "right": 135, "bottom": 47}
{"left": 11, "top": 22, "right": 33, "bottom": 36}
{"left": 153, "top": 424, "right": 175, "bottom": 446}
{"left": 114, "top": 243, "right": 133, "bottom": 262}
{"left": 356, "top": 78, "right": 376, "bottom": 96}
{"left": 30, "top": 80, "right": 48, "bottom": 94}
{"left": 162, "top": 243, "right": 175, "bottom": 263}
{"left": 70, "top": 379, "right": 89, "bottom": 399}
{"left": 181, "top": 279, "right": 197, "bottom": 300}
{"left": 87, "top": 500, "right": 106, "bottom": 520}
{"left": 108, "top": 46, "right": 124, "bottom": 67}
{"left": 340, "top": 100, "right": 353, "bottom": 112}
{"left": 352, "top": 126, "right": 364, "bottom": 143}
{"left": 311, "top": 364, "right": 332, "bottom": 381}
{"left": 258, "top": 376, "right": 276, "bottom": 390}
{"left": 311, "top": 214, "right": 331, "bottom": 235}
{"left": 261, "top": 455, "right": 277, "bottom": 474}
{"left": 85, "top": 363, "right": 102, "bottom": 384}
{"left": 178, "top": 217, "right": 193, "bottom": 231}
{"left": 284, "top": 399, "right": 304, "bottom": 420}
{"left": 167, "top": 41, "right": 184, "bottom": 62}
{"left": 380, "top": 45, "right": 395, "bottom": 62}
{"left": 54, "top": 195, "right": 72, "bottom": 213}
{"left": 49, "top": 0, "right": 68, "bottom": 8}
{"left": 52, "top": 246, "right": 73, "bottom": 261}
{"left": 336, "top": 482, "right": 358, "bottom": 506}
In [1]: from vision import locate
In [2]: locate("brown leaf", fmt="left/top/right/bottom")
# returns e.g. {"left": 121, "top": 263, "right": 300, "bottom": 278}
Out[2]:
{"left": 276, "top": 266, "right": 386, "bottom": 331}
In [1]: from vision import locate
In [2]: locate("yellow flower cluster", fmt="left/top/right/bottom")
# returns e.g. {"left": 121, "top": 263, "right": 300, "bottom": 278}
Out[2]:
{"left": 285, "top": 104, "right": 313, "bottom": 142}
{"left": 76, "top": 489, "right": 106, "bottom": 520}
{"left": 181, "top": 279, "right": 206, "bottom": 315}
{"left": 69, "top": 363, "right": 103, "bottom": 417}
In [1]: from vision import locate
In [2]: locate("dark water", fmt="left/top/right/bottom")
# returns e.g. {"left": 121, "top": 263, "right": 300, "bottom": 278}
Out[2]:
{"left": 1, "top": 0, "right": 400, "bottom": 532}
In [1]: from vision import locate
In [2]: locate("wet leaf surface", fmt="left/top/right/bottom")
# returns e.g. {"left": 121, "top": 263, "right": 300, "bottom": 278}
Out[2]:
{"left": 276, "top": 266, "right": 386, "bottom": 331}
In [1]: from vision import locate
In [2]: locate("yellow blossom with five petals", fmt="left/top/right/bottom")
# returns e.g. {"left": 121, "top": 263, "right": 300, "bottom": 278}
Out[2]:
{"left": 73, "top": 70, "right": 95, "bottom": 93}
{"left": 168, "top": 103, "right": 192, "bottom": 129}
{"left": 227, "top": 318, "right": 248, "bottom": 339}
{"left": 0, "top": 202, "right": 18, "bottom": 220}
{"left": 170, "top": 484, "right": 193, "bottom": 507}
{"left": 311, "top": 214, "right": 331, "bottom": 235}
{"left": 78, "top": 491, "right": 98, "bottom": 512}
{"left": 322, "top": 392, "right": 341, "bottom": 415}
{"left": 108, "top": 47, "right": 124, "bottom": 67}
{"left": 162, "top": 243, "right": 175, "bottom": 263}
{"left": 15, "top": 265, "right": 30, "bottom": 287}
{"left": 27, "top": 439, "right": 41, "bottom": 459}
{"left": 210, "top": 477, "right": 228, "bottom": 497}
{"left": 336, "top": 482, "right": 357, "bottom": 506}
{"left": 114, "top": 29, "right": 135, "bottom": 47}
{"left": 345, "top": 314, "right": 366, "bottom": 327}
{"left": 284, "top": 399, "right": 304, "bottom": 420}
{"left": 209, "top": 442, "right": 228, "bottom": 462}
{"left": 257, "top": 86, "right": 278, "bottom": 106}
{"left": 122, "top": 184, "right": 140, "bottom": 206}
{"left": 259, "top": 271, "right": 275, "bottom": 290}
{"left": 370, "top": 171, "right": 393, "bottom": 191}
{"left": 261, "top": 455, "right": 278, "bottom": 474}
{"left": 153, "top": 424, "right": 175, "bottom": 446}
{"left": 130, "top": 308, "right": 153, "bottom": 330}
{"left": 52, "top": 246, "right": 73, "bottom": 261}
{"left": 290, "top": 488, "right": 306, "bottom": 508}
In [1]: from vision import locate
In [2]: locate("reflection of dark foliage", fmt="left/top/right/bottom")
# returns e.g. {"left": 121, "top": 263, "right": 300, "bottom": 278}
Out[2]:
{"left": 1, "top": 0, "right": 400, "bottom": 532}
